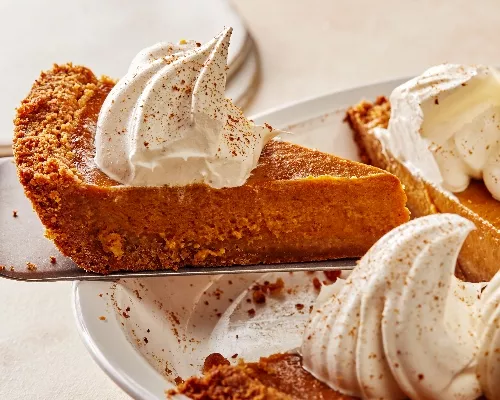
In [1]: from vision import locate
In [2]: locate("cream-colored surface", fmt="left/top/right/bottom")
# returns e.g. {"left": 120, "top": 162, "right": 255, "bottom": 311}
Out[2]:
{"left": 2, "top": 0, "right": 500, "bottom": 399}
{"left": 239, "top": 0, "right": 500, "bottom": 115}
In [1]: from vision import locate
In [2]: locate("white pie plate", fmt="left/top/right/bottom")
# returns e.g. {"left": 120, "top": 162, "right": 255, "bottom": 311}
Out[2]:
{"left": 73, "top": 78, "right": 407, "bottom": 399}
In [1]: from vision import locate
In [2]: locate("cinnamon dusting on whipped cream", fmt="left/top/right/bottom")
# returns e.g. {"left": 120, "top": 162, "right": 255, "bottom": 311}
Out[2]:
{"left": 302, "top": 214, "right": 497, "bottom": 400}
{"left": 375, "top": 64, "right": 500, "bottom": 200}
{"left": 94, "top": 28, "right": 284, "bottom": 188}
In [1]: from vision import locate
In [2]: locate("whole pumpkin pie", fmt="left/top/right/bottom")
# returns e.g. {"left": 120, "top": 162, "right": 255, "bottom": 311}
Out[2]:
{"left": 13, "top": 28, "right": 409, "bottom": 274}
{"left": 346, "top": 64, "right": 500, "bottom": 282}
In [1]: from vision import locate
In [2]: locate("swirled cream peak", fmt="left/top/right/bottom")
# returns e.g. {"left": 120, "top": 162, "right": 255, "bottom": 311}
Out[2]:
{"left": 94, "top": 27, "right": 280, "bottom": 188}
{"left": 376, "top": 64, "right": 500, "bottom": 200}
{"left": 301, "top": 214, "right": 483, "bottom": 400}
{"left": 477, "top": 267, "right": 500, "bottom": 399}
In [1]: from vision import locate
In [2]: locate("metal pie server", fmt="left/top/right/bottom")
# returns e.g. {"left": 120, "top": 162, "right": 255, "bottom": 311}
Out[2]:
{"left": 0, "top": 158, "right": 357, "bottom": 282}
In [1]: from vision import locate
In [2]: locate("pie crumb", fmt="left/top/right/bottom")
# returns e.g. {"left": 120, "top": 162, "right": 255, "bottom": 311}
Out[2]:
{"left": 174, "top": 376, "right": 184, "bottom": 385}
{"left": 324, "top": 270, "right": 341, "bottom": 283}
{"left": 99, "top": 316, "right": 106, "bottom": 321}
{"left": 252, "top": 289, "right": 266, "bottom": 304}
{"left": 26, "top": 262, "right": 37, "bottom": 271}
{"left": 312, "top": 277, "right": 322, "bottom": 290}
{"left": 203, "top": 353, "right": 230, "bottom": 373}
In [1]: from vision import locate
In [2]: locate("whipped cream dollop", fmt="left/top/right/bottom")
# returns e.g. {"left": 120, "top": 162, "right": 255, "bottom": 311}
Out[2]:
{"left": 302, "top": 214, "right": 485, "bottom": 400}
{"left": 375, "top": 64, "right": 500, "bottom": 200}
{"left": 477, "top": 267, "right": 500, "bottom": 399}
{"left": 94, "top": 27, "right": 281, "bottom": 188}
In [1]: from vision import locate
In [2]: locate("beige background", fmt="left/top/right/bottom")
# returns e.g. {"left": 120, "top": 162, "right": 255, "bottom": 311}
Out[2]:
{"left": 238, "top": 0, "right": 500, "bottom": 115}
{"left": 2, "top": 0, "right": 500, "bottom": 398}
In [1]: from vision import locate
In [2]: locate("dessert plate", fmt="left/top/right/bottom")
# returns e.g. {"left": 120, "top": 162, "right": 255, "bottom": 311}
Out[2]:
{"left": 74, "top": 78, "right": 407, "bottom": 399}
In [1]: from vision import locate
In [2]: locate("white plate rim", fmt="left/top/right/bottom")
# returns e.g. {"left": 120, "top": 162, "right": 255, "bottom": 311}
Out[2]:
{"left": 73, "top": 282, "right": 165, "bottom": 400}
{"left": 72, "top": 76, "right": 410, "bottom": 399}
{"left": 250, "top": 76, "right": 407, "bottom": 126}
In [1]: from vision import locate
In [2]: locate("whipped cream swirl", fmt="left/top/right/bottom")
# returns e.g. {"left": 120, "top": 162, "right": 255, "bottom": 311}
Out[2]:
{"left": 302, "top": 214, "right": 484, "bottom": 400}
{"left": 477, "top": 267, "right": 500, "bottom": 399}
{"left": 94, "top": 27, "right": 280, "bottom": 188}
{"left": 375, "top": 64, "right": 500, "bottom": 200}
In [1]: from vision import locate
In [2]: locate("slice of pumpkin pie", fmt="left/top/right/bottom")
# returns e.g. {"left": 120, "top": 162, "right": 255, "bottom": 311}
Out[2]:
{"left": 346, "top": 64, "right": 500, "bottom": 281}
{"left": 13, "top": 28, "right": 408, "bottom": 274}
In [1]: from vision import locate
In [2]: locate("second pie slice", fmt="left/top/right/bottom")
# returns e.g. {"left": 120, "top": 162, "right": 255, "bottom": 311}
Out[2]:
{"left": 346, "top": 64, "right": 500, "bottom": 281}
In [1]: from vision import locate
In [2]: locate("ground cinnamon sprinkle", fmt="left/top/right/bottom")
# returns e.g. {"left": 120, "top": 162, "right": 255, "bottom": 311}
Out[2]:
{"left": 12, "top": 210, "right": 18, "bottom": 218}
{"left": 264, "top": 122, "right": 273, "bottom": 131}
